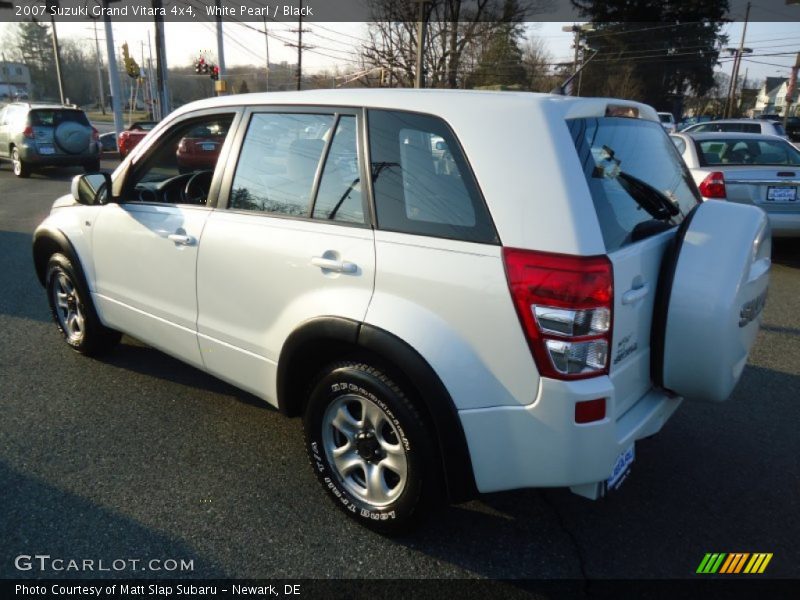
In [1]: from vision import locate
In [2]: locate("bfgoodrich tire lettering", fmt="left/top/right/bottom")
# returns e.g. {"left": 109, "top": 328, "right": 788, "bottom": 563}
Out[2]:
{"left": 45, "top": 253, "right": 121, "bottom": 356}
{"left": 303, "top": 362, "right": 437, "bottom": 533}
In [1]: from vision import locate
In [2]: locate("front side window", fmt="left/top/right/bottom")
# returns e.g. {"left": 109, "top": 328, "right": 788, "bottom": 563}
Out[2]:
{"left": 122, "top": 114, "right": 234, "bottom": 205}
{"left": 367, "top": 109, "right": 496, "bottom": 243}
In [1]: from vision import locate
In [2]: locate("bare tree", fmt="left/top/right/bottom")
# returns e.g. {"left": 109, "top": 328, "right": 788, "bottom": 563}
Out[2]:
{"left": 522, "top": 37, "right": 553, "bottom": 92}
{"left": 360, "top": 0, "right": 543, "bottom": 88}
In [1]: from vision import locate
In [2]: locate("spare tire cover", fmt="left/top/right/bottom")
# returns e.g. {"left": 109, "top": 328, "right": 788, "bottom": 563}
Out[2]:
{"left": 54, "top": 121, "right": 90, "bottom": 154}
{"left": 653, "top": 200, "right": 770, "bottom": 402}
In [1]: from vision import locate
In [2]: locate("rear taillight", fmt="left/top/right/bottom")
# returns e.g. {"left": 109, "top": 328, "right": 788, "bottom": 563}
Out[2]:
{"left": 91, "top": 127, "right": 99, "bottom": 142}
{"left": 503, "top": 248, "right": 613, "bottom": 380}
{"left": 698, "top": 171, "right": 726, "bottom": 199}
{"left": 22, "top": 126, "right": 34, "bottom": 139}
{"left": 177, "top": 139, "right": 187, "bottom": 153}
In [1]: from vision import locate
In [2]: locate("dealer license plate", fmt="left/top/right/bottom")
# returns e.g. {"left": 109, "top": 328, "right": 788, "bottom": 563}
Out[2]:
{"left": 766, "top": 186, "right": 797, "bottom": 202}
{"left": 38, "top": 145, "right": 55, "bottom": 155}
{"left": 607, "top": 444, "right": 635, "bottom": 491}
{"left": 201, "top": 143, "right": 215, "bottom": 151}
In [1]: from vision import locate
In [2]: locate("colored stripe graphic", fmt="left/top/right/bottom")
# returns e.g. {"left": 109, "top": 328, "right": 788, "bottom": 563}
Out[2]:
{"left": 697, "top": 553, "right": 727, "bottom": 574}
{"left": 699, "top": 553, "right": 773, "bottom": 574}
{"left": 744, "top": 553, "right": 774, "bottom": 574}
{"left": 720, "top": 553, "right": 749, "bottom": 573}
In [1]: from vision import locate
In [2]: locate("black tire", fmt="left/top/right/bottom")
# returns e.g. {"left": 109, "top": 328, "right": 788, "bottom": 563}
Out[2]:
{"left": 11, "top": 147, "right": 30, "bottom": 178}
{"left": 84, "top": 159, "right": 101, "bottom": 173}
{"left": 303, "top": 362, "right": 438, "bottom": 534}
{"left": 45, "top": 253, "right": 121, "bottom": 356}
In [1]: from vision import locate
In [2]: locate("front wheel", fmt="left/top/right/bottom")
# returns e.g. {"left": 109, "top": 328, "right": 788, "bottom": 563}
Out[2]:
{"left": 45, "top": 253, "right": 121, "bottom": 356}
{"left": 303, "top": 362, "right": 438, "bottom": 534}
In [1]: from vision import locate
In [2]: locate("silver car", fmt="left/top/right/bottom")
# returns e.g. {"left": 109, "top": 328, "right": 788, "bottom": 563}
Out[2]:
{"left": 681, "top": 118, "right": 788, "bottom": 140}
{"left": 671, "top": 131, "right": 800, "bottom": 237}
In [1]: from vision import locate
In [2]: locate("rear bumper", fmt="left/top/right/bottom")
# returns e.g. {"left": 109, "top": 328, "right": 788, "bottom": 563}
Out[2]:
{"left": 459, "top": 377, "right": 682, "bottom": 494}
{"left": 765, "top": 212, "right": 800, "bottom": 238}
{"left": 17, "top": 142, "right": 100, "bottom": 166}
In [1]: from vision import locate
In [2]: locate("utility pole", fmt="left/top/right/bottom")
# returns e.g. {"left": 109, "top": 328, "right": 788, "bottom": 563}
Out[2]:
{"left": 153, "top": 0, "right": 170, "bottom": 116}
{"left": 263, "top": 15, "right": 270, "bottom": 92}
{"left": 784, "top": 52, "right": 800, "bottom": 130}
{"left": 47, "top": 1, "right": 66, "bottom": 104}
{"left": 725, "top": 1, "right": 751, "bottom": 118}
{"left": 562, "top": 23, "right": 595, "bottom": 96}
{"left": 93, "top": 20, "right": 106, "bottom": 115}
{"left": 215, "top": 0, "right": 226, "bottom": 95}
{"left": 413, "top": 0, "right": 427, "bottom": 88}
{"left": 286, "top": 1, "right": 311, "bottom": 91}
{"left": 103, "top": 0, "right": 124, "bottom": 141}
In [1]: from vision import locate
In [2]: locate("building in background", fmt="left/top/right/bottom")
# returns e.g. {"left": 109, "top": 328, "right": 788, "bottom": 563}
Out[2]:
{"left": 753, "top": 77, "right": 787, "bottom": 116}
{"left": 0, "top": 61, "right": 32, "bottom": 100}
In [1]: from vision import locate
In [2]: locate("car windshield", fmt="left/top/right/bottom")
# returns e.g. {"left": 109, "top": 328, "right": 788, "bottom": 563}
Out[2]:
{"left": 659, "top": 114, "right": 672, "bottom": 123}
{"left": 696, "top": 138, "right": 800, "bottom": 166}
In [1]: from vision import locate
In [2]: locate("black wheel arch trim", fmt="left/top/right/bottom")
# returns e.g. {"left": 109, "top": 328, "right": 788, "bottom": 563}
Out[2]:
{"left": 650, "top": 204, "right": 700, "bottom": 389}
{"left": 277, "top": 316, "right": 478, "bottom": 503}
{"left": 32, "top": 227, "right": 88, "bottom": 289}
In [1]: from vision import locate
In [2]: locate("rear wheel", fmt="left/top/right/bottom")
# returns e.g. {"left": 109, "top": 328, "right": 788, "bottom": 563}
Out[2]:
{"left": 303, "top": 362, "right": 437, "bottom": 534}
{"left": 12, "top": 147, "right": 30, "bottom": 178}
{"left": 45, "top": 253, "right": 121, "bottom": 356}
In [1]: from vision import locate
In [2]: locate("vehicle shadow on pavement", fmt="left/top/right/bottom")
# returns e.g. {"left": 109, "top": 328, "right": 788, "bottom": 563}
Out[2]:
{"left": 0, "top": 460, "right": 227, "bottom": 578}
{"left": 393, "top": 364, "right": 800, "bottom": 580}
{"left": 772, "top": 239, "right": 800, "bottom": 268}
{"left": 0, "top": 230, "right": 51, "bottom": 324}
{"left": 19, "top": 166, "right": 86, "bottom": 182}
{"left": 102, "top": 338, "right": 272, "bottom": 412}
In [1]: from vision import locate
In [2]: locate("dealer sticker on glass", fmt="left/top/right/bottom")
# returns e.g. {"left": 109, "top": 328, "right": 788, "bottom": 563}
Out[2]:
{"left": 607, "top": 443, "right": 635, "bottom": 491}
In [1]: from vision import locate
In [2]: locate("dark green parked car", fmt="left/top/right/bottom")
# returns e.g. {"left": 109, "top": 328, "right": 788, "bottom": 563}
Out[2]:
{"left": 0, "top": 103, "right": 101, "bottom": 178}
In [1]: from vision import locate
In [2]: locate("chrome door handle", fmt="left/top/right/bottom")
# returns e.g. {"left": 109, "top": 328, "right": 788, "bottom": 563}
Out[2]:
{"left": 168, "top": 233, "right": 195, "bottom": 246}
{"left": 311, "top": 256, "right": 357, "bottom": 274}
{"left": 622, "top": 283, "right": 650, "bottom": 305}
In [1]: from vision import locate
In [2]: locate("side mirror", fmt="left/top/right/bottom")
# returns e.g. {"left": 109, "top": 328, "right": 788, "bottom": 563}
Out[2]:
{"left": 71, "top": 172, "right": 112, "bottom": 205}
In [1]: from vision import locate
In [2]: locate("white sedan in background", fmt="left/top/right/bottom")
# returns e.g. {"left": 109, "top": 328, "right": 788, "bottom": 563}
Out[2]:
{"left": 671, "top": 131, "right": 800, "bottom": 237}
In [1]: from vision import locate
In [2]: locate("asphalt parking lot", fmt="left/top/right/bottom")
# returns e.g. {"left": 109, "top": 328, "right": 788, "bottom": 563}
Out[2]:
{"left": 0, "top": 159, "right": 798, "bottom": 587}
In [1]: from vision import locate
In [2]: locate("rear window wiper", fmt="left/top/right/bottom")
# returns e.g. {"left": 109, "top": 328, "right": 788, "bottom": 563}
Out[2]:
{"left": 594, "top": 144, "right": 681, "bottom": 222}
{"left": 616, "top": 171, "right": 681, "bottom": 222}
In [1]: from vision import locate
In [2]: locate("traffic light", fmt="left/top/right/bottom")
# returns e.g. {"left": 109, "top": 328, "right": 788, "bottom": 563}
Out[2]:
{"left": 210, "top": 65, "right": 219, "bottom": 81}
{"left": 121, "top": 42, "right": 140, "bottom": 79}
{"left": 195, "top": 57, "right": 204, "bottom": 75}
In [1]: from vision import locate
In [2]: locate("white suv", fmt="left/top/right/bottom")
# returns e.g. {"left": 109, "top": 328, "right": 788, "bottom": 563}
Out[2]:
{"left": 33, "top": 90, "right": 770, "bottom": 532}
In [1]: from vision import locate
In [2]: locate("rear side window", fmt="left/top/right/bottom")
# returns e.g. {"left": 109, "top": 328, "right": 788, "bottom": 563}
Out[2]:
{"left": 569, "top": 117, "right": 700, "bottom": 251}
{"left": 367, "top": 109, "right": 497, "bottom": 244}
{"left": 230, "top": 113, "right": 333, "bottom": 216}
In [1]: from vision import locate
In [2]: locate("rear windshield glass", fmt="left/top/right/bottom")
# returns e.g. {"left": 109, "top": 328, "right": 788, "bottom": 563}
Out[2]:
{"left": 568, "top": 117, "right": 700, "bottom": 252}
{"left": 659, "top": 114, "right": 672, "bottom": 123}
{"left": 29, "top": 110, "right": 90, "bottom": 127}
{"left": 773, "top": 123, "right": 786, "bottom": 136}
{"left": 696, "top": 138, "right": 800, "bottom": 166}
